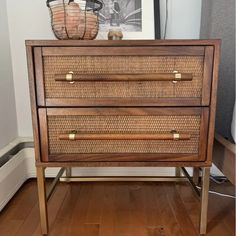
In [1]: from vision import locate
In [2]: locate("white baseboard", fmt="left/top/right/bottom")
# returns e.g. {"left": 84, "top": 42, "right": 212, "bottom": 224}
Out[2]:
{"left": 0, "top": 150, "right": 28, "bottom": 211}
{"left": 0, "top": 137, "right": 223, "bottom": 211}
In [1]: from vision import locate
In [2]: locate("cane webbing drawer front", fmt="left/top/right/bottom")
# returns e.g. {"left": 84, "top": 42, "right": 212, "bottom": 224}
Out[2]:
{"left": 35, "top": 45, "right": 214, "bottom": 107}
{"left": 44, "top": 55, "right": 203, "bottom": 98}
{"left": 38, "top": 108, "right": 209, "bottom": 162}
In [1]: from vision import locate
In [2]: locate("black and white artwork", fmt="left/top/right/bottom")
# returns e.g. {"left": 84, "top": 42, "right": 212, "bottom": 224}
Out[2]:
{"left": 97, "top": 0, "right": 155, "bottom": 39}
{"left": 99, "top": 0, "right": 142, "bottom": 32}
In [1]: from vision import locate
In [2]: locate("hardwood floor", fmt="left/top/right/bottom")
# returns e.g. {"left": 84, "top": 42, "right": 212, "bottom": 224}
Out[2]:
{"left": 0, "top": 179, "right": 234, "bottom": 236}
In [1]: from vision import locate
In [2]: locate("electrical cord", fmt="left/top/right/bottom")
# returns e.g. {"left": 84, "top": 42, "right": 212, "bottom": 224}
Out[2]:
{"left": 196, "top": 186, "right": 236, "bottom": 199}
{"left": 191, "top": 169, "right": 235, "bottom": 199}
{"left": 163, "top": 0, "right": 169, "bottom": 39}
{"left": 210, "top": 175, "right": 228, "bottom": 184}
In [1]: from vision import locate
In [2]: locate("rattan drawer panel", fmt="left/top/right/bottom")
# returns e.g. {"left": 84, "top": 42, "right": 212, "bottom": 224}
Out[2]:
{"left": 48, "top": 115, "right": 201, "bottom": 154}
{"left": 37, "top": 107, "right": 209, "bottom": 162}
{"left": 43, "top": 55, "right": 204, "bottom": 100}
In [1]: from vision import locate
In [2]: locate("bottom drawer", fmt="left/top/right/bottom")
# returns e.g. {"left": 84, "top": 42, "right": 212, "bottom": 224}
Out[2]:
{"left": 38, "top": 108, "right": 209, "bottom": 162}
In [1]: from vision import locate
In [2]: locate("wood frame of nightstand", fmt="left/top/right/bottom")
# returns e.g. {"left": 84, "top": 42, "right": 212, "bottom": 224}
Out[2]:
{"left": 26, "top": 40, "right": 221, "bottom": 235}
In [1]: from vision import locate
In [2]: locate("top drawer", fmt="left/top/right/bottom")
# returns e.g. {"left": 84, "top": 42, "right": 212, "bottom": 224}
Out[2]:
{"left": 34, "top": 46, "right": 214, "bottom": 107}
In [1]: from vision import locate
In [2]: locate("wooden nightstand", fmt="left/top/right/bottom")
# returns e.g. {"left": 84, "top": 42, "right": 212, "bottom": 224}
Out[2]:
{"left": 26, "top": 40, "right": 220, "bottom": 235}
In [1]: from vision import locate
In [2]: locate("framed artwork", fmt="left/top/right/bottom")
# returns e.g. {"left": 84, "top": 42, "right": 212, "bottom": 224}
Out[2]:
{"left": 97, "top": 0, "right": 160, "bottom": 39}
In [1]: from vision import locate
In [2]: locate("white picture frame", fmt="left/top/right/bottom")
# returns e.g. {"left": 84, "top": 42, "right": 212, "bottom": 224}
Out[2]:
{"left": 96, "top": 0, "right": 155, "bottom": 39}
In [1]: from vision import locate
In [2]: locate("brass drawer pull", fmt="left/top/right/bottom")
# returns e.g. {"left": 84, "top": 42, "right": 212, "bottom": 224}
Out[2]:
{"left": 59, "top": 132, "right": 191, "bottom": 141}
{"left": 55, "top": 72, "right": 193, "bottom": 82}
{"left": 68, "top": 130, "right": 77, "bottom": 140}
{"left": 65, "top": 71, "right": 75, "bottom": 84}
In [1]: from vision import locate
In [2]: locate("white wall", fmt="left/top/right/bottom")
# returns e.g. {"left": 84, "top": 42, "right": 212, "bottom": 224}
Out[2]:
{"left": 7, "top": 0, "right": 55, "bottom": 137}
{"left": 6, "top": 0, "right": 202, "bottom": 137}
{"left": 160, "top": 0, "right": 202, "bottom": 39}
{"left": 0, "top": 0, "right": 18, "bottom": 149}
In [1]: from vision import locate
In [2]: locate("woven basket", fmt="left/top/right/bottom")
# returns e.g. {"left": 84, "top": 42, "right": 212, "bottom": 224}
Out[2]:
{"left": 47, "top": 0, "right": 102, "bottom": 40}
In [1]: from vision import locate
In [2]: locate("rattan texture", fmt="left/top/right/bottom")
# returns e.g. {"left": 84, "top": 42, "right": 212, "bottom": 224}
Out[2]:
{"left": 48, "top": 115, "right": 201, "bottom": 154}
{"left": 43, "top": 56, "right": 204, "bottom": 99}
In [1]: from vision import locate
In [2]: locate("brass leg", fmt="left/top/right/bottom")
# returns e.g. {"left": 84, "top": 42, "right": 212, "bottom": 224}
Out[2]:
{"left": 199, "top": 167, "right": 210, "bottom": 235}
{"left": 175, "top": 167, "right": 182, "bottom": 177}
{"left": 193, "top": 167, "right": 200, "bottom": 185}
{"left": 65, "top": 167, "right": 72, "bottom": 177}
{"left": 36, "top": 167, "right": 48, "bottom": 235}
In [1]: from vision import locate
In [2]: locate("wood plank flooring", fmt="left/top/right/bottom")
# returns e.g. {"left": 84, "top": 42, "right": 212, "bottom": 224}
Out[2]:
{"left": 0, "top": 179, "right": 234, "bottom": 236}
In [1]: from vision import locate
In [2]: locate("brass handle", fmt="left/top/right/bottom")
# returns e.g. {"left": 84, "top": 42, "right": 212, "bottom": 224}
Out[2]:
{"left": 64, "top": 71, "right": 75, "bottom": 84}
{"left": 55, "top": 72, "right": 193, "bottom": 82}
{"left": 59, "top": 131, "right": 191, "bottom": 141}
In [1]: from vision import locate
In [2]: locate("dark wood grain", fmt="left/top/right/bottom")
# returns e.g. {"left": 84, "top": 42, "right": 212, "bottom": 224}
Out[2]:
{"left": 47, "top": 107, "right": 202, "bottom": 116}
{"left": 198, "top": 108, "right": 210, "bottom": 161}
{"left": 26, "top": 45, "right": 41, "bottom": 162}
{"left": 48, "top": 153, "right": 200, "bottom": 163}
{"left": 202, "top": 46, "right": 214, "bottom": 106}
{"left": 54, "top": 72, "right": 193, "bottom": 82}
{"left": 58, "top": 133, "right": 191, "bottom": 141}
{"left": 25, "top": 39, "right": 221, "bottom": 47}
{"left": 34, "top": 47, "right": 45, "bottom": 106}
{"left": 42, "top": 46, "right": 205, "bottom": 56}
{"left": 205, "top": 40, "right": 221, "bottom": 165}
{"left": 45, "top": 98, "right": 202, "bottom": 107}
{"left": 36, "top": 160, "right": 212, "bottom": 168}
{"left": 38, "top": 109, "right": 49, "bottom": 162}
